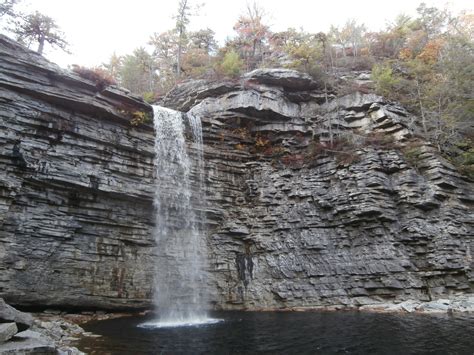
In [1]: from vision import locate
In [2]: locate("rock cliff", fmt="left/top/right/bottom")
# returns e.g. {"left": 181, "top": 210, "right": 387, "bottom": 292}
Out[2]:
{"left": 164, "top": 68, "right": 474, "bottom": 310}
{"left": 0, "top": 35, "right": 472, "bottom": 311}
{"left": 0, "top": 35, "right": 156, "bottom": 309}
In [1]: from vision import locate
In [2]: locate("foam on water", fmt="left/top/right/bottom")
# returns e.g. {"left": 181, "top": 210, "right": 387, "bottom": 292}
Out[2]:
{"left": 139, "top": 317, "right": 223, "bottom": 329}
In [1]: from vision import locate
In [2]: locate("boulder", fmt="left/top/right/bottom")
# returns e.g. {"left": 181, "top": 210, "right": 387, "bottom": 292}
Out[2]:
{"left": 419, "top": 299, "right": 451, "bottom": 313}
{"left": 0, "top": 299, "right": 33, "bottom": 331}
{"left": 0, "top": 323, "right": 17, "bottom": 343}
{"left": 0, "top": 330, "right": 56, "bottom": 354}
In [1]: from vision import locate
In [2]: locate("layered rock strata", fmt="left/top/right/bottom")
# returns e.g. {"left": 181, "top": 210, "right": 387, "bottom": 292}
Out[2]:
{"left": 0, "top": 35, "right": 156, "bottom": 310}
{"left": 0, "top": 36, "right": 472, "bottom": 311}
{"left": 164, "top": 68, "right": 474, "bottom": 310}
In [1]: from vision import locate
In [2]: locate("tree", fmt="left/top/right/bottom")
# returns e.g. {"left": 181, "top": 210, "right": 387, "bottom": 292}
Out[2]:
{"left": 367, "top": 14, "right": 415, "bottom": 58}
{"left": 371, "top": 62, "right": 401, "bottom": 97}
{"left": 12, "top": 11, "right": 68, "bottom": 54}
{"left": 343, "top": 19, "right": 367, "bottom": 57}
{"left": 415, "top": 2, "right": 448, "bottom": 39}
{"left": 219, "top": 50, "right": 243, "bottom": 78}
{"left": 372, "top": 7, "right": 473, "bottom": 157}
{"left": 329, "top": 19, "right": 366, "bottom": 57}
{"left": 284, "top": 30, "right": 324, "bottom": 75}
{"left": 149, "top": 29, "right": 179, "bottom": 90}
{"left": 0, "top": 0, "right": 18, "bottom": 21}
{"left": 102, "top": 52, "right": 123, "bottom": 82}
{"left": 181, "top": 29, "right": 217, "bottom": 78}
{"left": 174, "top": 0, "right": 192, "bottom": 78}
{"left": 448, "top": 12, "right": 474, "bottom": 41}
{"left": 119, "top": 47, "right": 157, "bottom": 96}
{"left": 232, "top": 1, "right": 271, "bottom": 70}
{"left": 188, "top": 28, "right": 217, "bottom": 54}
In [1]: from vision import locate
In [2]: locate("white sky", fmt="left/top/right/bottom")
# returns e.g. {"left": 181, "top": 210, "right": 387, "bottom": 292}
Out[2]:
{"left": 12, "top": 0, "right": 473, "bottom": 68}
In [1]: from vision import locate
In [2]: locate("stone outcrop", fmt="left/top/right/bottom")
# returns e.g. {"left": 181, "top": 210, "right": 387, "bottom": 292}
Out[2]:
{"left": 0, "top": 35, "right": 472, "bottom": 312}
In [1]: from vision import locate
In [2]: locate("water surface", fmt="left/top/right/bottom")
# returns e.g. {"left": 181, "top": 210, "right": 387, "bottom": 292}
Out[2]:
{"left": 78, "top": 311, "right": 474, "bottom": 354}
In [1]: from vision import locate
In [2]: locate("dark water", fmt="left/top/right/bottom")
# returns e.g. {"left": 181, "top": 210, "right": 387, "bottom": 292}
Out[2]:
{"left": 78, "top": 311, "right": 474, "bottom": 355}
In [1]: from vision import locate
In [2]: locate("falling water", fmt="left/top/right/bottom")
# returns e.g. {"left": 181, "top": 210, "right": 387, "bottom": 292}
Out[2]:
{"left": 140, "top": 106, "right": 219, "bottom": 328}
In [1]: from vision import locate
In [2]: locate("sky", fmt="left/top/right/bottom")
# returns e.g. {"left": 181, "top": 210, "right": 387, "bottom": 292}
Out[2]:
{"left": 11, "top": 0, "right": 473, "bottom": 68}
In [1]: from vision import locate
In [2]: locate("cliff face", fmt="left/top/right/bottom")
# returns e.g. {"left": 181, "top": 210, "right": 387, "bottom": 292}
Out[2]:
{"left": 0, "top": 35, "right": 156, "bottom": 309}
{"left": 165, "top": 69, "right": 474, "bottom": 309}
{"left": 0, "top": 35, "right": 472, "bottom": 311}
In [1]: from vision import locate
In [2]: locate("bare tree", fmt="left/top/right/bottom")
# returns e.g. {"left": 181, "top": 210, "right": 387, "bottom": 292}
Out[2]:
{"left": 233, "top": 1, "right": 271, "bottom": 69}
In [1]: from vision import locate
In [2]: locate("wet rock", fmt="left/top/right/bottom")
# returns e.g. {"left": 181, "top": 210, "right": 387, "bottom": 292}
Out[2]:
{"left": 399, "top": 301, "right": 421, "bottom": 313}
{"left": 451, "top": 295, "right": 474, "bottom": 312}
{"left": 418, "top": 299, "right": 451, "bottom": 313}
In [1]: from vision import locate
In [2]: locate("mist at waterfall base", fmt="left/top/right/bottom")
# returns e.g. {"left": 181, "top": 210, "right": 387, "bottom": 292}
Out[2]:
{"left": 140, "top": 106, "right": 220, "bottom": 328}
{"left": 79, "top": 311, "right": 474, "bottom": 354}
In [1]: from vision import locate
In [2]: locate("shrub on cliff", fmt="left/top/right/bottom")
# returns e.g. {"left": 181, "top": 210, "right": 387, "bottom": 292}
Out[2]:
{"left": 72, "top": 65, "right": 117, "bottom": 91}
{"left": 217, "top": 50, "right": 243, "bottom": 78}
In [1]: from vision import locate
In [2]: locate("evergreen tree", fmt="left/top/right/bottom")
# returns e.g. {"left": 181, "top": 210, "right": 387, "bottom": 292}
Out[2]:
{"left": 11, "top": 11, "right": 68, "bottom": 54}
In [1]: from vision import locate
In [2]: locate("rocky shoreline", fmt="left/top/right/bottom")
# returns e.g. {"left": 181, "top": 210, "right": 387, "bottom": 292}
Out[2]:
{"left": 0, "top": 297, "right": 151, "bottom": 354}
{"left": 1, "top": 297, "right": 85, "bottom": 354}
{"left": 282, "top": 293, "right": 474, "bottom": 314}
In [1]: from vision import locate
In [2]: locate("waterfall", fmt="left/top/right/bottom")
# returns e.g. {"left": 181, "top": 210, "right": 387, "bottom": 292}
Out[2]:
{"left": 140, "top": 105, "right": 219, "bottom": 328}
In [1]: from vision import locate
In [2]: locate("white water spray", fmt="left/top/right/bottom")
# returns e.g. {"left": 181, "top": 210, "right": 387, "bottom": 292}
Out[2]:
{"left": 140, "top": 106, "right": 220, "bottom": 328}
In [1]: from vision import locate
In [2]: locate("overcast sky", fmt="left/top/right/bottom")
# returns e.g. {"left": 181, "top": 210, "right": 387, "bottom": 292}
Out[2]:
{"left": 13, "top": 0, "right": 473, "bottom": 68}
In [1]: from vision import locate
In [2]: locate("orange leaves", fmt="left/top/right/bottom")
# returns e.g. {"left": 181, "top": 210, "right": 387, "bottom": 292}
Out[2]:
{"left": 417, "top": 38, "right": 445, "bottom": 64}
{"left": 399, "top": 47, "right": 413, "bottom": 60}
{"left": 399, "top": 38, "right": 445, "bottom": 64}
{"left": 72, "top": 65, "right": 117, "bottom": 91}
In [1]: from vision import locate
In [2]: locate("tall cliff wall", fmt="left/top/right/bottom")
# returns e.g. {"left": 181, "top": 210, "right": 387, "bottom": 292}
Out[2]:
{"left": 164, "top": 69, "right": 474, "bottom": 310}
{"left": 0, "top": 36, "right": 156, "bottom": 309}
{"left": 0, "top": 36, "right": 472, "bottom": 311}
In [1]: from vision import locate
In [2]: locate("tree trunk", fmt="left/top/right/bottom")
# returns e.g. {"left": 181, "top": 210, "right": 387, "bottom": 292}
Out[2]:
{"left": 415, "top": 78, "right": 428, "bottom": 135}
{"left": 177, "top": 41, "right": 181, "bottom": 78}
{"left": 37, "top": 36, "right": 45, "bottom": 55}
{"left": 324, "top": 80, "right": 333, "bottom": 146}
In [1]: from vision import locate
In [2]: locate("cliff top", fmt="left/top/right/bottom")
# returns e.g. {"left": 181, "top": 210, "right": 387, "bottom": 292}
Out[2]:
{"left": 0, "top": 34, "right": 152, "bottom": 126}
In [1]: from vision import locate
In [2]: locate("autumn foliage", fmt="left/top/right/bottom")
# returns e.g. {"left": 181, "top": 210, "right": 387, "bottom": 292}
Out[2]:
{"left": 72, "top": 65, "right": 117, "bottom": 91}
